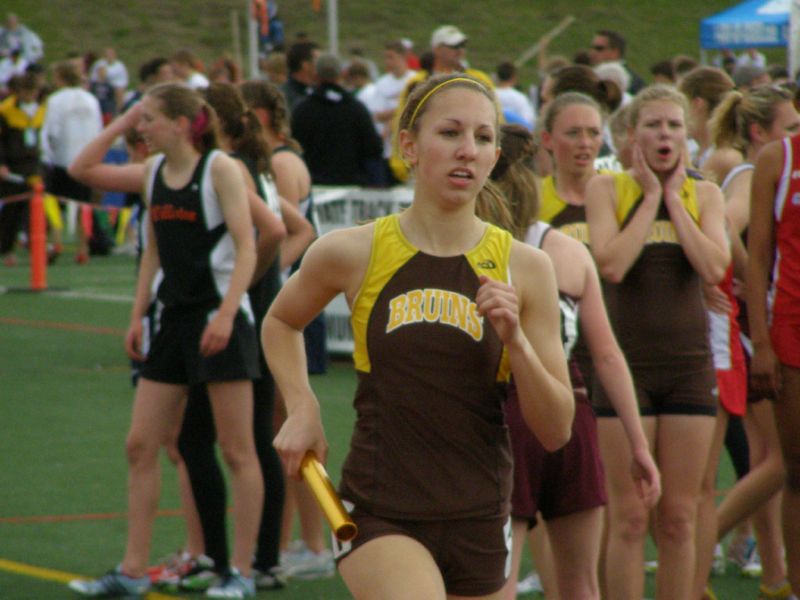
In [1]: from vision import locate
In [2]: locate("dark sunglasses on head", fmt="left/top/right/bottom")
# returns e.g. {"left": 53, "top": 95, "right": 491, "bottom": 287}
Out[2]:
{"left": 592, "top": 44, "right": 608, "bottom": 51}
{"left": 447, "top": 42, "right": 467, "bottom": 50}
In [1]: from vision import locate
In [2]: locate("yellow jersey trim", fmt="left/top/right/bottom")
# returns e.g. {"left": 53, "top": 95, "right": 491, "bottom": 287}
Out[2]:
{"left": 612, "top": 171, "right": 700, "bottom": 225}
{"left": 538, "top": 175, "right": 567, "bottom": 224}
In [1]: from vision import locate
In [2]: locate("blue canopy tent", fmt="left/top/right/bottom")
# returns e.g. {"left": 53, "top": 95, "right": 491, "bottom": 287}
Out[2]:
{"left": 700, "top": 0, "right": 789, "bottom": 51}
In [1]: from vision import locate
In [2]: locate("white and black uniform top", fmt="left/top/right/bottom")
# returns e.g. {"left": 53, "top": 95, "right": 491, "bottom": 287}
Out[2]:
{"left": 524, "top": 221, "right": 579, "bottom": 360}
{"left": 145, "top": 149, "right": 253, "bottom": 319}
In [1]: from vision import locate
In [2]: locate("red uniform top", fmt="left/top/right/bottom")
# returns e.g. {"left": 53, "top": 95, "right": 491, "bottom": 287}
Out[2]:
{"left": 771, "top": 135, "right": 800, "bottom": 324}
{"left": 708, "top": 265, "right": 746, "bottom": 416}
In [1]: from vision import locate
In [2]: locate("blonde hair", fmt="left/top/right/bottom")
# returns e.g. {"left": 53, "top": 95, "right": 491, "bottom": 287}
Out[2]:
{"left": 608, "top": 103, "right": 632, "bottom": 140}
{"left": 543, "top": 91, "right": 603, "bottom": 133}
{"left": 490, "top": 124, "right": 539, "bottom": 240}
{"left": 240, "top": 79, "right": 302, "bottom": 153}
{"left": 628, "top": 84, "right": 689, "bottom": 128}
{"left": 678, "top": 66, "right": 734, "bottom": 114}
{"left": 711, "top": 86, "right": 794, "bottom": 152}
{"left": 399, "top": 73, "right": 497, "bottom": 133}
{"left": 475, "top": 180, "right": 516, "bottom": 234}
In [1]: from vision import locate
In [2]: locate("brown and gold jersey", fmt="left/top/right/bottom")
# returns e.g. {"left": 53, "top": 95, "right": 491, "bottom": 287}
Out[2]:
{"left": 340, "top": 214, "right": 513, "bottom": 520}
{"left": 603, "top": 171, "right": 710, "bottom": 366}
{"left": 538, "top": 176, "right": 597, "bottom": 393}
{"left": 539, "top": 173, "right": 615, "bottom": 245}
{"left": 539, "top": 175, "right": 590, "bottom": 245}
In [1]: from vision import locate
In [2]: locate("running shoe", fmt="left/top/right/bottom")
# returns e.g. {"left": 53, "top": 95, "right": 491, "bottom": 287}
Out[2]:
{"left": 252, "top": 565, "right": 288, "bottom": 590}
{"left": 727, "top": 534, "right": 757, "bottom": 569}
{"left": 67, "top": 566, "right": 150, "bottom": 597}
{"left": 206, "top": 568, "right": 255, "bottom": 598}
{"left": 178, "top": 560, "right": 218, "bottom": 592}
{"left": 283, "top": 548, "right": 335, "bottom": 580}
{"left": 758, "top": 581, "right": 796, "bottom": 599}
{"left": 702, "top": 586, "right": 719, "bottom": 600}
{"left": 47, "top": 243, "right": 62, "bottom": 264}
{"left": 711, "top": 542, "right": 726, "bottom": 576}
{"left": 146, "top": 550, "right": 190, "bottom": 584}
{"left": 153, "top": 553, "right": 215, "bottom": 592}
{"left": 279, "top": 539, "right": 309, "bottom": 567}
{"left": 741, "top": 548, "right": 763, "bottom": 578}
{"left": 517, "top": 571, "right": 543, "bottom": 595}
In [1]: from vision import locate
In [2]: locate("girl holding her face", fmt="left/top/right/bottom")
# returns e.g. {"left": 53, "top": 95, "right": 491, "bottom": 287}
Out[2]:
{"left": 586, "top": 84, "right": 730, "bottom": 600}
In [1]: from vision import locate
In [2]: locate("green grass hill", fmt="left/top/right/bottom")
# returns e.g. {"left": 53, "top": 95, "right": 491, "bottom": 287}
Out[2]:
{"left": 7, "top": 0, "right": 788, "bottom": 89}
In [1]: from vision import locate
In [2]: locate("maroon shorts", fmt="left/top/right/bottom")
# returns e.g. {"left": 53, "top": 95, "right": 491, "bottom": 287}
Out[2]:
{"left": 332, "top": 505, "right": 512, "bottom": 596}
{"left": 505, "top": 396, "right": 607, "bottom": 527}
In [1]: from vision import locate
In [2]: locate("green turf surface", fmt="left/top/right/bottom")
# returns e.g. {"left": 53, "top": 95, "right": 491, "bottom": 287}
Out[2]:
{"left": 0, "top": 251, "right": 761, "bottom": 598}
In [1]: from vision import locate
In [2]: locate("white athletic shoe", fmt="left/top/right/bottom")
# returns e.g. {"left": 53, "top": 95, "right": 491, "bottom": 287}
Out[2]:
{"left": 516, "top": 571, "right": 543, "bottom": 595}
{"left": 281, "top": 543, "right": 335, "bottom": 581}
{"left": 711, "top": 543, "right": 726, "bottom": 576}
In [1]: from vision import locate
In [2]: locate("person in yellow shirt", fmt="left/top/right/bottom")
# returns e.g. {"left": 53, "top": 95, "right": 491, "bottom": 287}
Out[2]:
{"left": 389, "top": 25, "right": 495, "bottom": 183}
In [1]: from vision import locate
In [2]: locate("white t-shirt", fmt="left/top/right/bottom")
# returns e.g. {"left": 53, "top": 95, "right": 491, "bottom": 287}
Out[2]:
{"left": 186, "top": 71, "right": 210, "bottom": 90}
{"left": 90, "top": 58, "right": 129, "bottom": 89}
{"left": 371, "top": 70, "right": 416, "bottom": 157}
{"left": 496, "top": 86, "right": 535, "bottom": 129}
{"left": 40, "top": 87, "right": 104, "bottom": 168}
{"left": 0, "top": 55, "right": 28, "bottom": 85}
{"left": 736, "top": 51, "right": 766, "bottom": 69}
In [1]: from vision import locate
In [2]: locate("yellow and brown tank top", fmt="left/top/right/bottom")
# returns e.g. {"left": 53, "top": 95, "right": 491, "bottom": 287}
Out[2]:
{"left": 539, "top": 174, "right": 603, "bottom": 245}
{"left": 341, "top": 213, "right": 513, "bottom": 520}
{"left": 539, "top": 176, "right": 597, "bottom": 392}
{"left": 604, "top": 171, "right": 710, "bottom": 366}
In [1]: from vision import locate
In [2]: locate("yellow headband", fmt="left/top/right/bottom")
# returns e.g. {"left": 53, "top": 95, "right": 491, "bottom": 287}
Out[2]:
{"left": 407, "top": 77, "right": 488, "bottom": 130}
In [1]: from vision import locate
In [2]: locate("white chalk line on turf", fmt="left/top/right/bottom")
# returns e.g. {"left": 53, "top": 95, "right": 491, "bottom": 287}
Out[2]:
{"left": 0, "top": 558, "right": 183, "bottom": 599}
{"left": 50, "top": 290, "right": 133, "bottom": 304}
{"left": 48, "top": 289, "right": 134, "bottom": 303}
{"left": 0, "top": 287, "right": 134, "bottom": 303}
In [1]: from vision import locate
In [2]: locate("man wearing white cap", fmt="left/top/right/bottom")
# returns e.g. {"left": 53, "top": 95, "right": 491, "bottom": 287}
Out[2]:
{"left": 389, "top": 25, "right": 494, "bottom": 182}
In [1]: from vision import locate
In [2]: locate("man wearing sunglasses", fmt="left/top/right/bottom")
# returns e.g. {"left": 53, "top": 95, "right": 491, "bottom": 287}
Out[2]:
{"left": 587, "top": 29, "right": 645, "bottom": 94}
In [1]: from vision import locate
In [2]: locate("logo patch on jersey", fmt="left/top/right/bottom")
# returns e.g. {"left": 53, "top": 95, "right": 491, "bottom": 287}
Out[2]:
{"left": 477, "top": 259, "right": 496, "bottom": 269}
{"left": 558, "top": 222, "right": 590, "bottom": 244}
{"left": 792, "top": 193, "right": 800, "bottom": 206}
{"left": 792, "top": 170, "right": 800, "bottom": 180}
{"left": 386, "top": 288, "right": 484, "bottom": 341}
{"left": 150, "top": 203, "right": 198, "bottom": 223}
{"left": 645, "top": 220, "right": 679, "bottom": 244}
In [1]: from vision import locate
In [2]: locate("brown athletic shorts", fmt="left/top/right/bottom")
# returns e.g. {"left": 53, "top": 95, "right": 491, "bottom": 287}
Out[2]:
{"left": 506, "top": 396, "right": 607, "bottom": 527}
{"left": 332, "top": 504, "right": 512, "bottom": 596}
{"left": 594, "top": 358, "right": 717, "bottom": 417}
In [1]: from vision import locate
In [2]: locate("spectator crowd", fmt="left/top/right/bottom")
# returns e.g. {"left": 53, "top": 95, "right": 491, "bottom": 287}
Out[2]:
{"left": 3, "top": 8, "right": 800, "bottom": 600}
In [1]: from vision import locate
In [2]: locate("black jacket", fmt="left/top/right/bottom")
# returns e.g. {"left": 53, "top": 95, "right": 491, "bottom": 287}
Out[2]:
{"left": 290, "top": 82, "right": 384, "bottom": 187}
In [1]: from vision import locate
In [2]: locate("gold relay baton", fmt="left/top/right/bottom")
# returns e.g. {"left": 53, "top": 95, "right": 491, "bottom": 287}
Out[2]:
{"left": 300, "top": 452, "right": 358, "bottom": 542}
